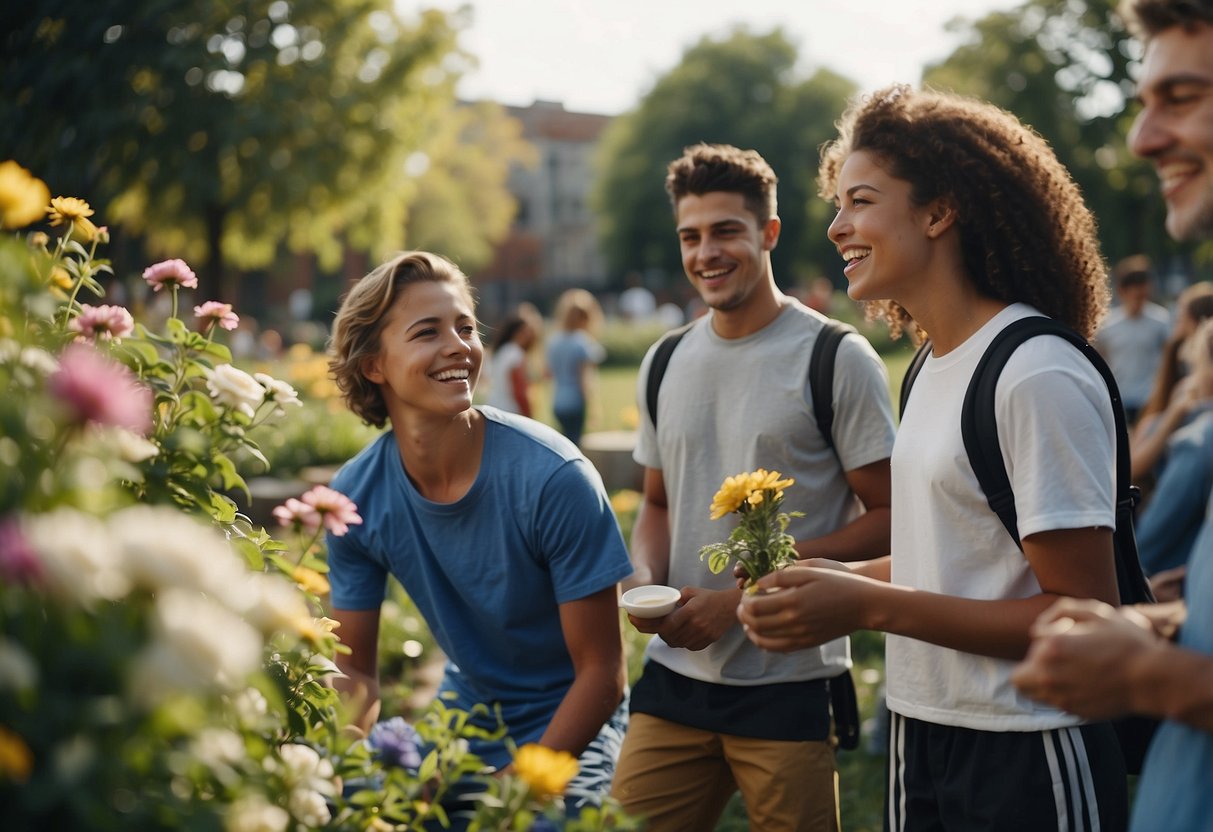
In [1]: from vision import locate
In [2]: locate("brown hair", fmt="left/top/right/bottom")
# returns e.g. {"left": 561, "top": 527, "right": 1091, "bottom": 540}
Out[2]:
{"left": 328, "top": 251, "right": 475, "bottom": 428}
{"left": 1140, "top": 281, "right": 1213, "bottom": 421}
{"left": 666, "top": 143, "right": 778, "bottom": 226}
{"left": 818, "top": 85, "right": 1108, "bottom": 341}
{"left": 1118, "top": 0, "right": 1213, "bottom": 38}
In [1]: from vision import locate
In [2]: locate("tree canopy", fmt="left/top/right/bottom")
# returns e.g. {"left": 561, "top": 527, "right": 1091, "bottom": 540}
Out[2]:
{"left": 2, "top": 0, "right": 530, "bottom": 301}
{"left": 592, "top": 27, "right": 857, "bottom": 294}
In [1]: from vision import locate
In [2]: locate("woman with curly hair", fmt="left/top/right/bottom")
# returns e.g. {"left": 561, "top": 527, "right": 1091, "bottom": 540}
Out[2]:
{"left": 737, "top": 86, "right": 1129, "bottom": 831}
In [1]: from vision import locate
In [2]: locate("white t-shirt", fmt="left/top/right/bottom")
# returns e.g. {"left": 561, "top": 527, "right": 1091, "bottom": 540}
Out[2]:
{"left": 486, "top": 342, "right": 527, "bottom": 413}
{"left": 886, "top": 304, "right": 1116, "bottom": 731}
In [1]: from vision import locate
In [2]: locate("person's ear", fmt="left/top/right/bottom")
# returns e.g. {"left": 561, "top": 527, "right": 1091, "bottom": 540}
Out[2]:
{"left": 925, "top": 199, "right": 957, "bottom": 239}
{"left": 763, "top": 215, "right": 782, "bottom": 250}
{"left": 361, "top": 354, "right": 385, "bottom": 385}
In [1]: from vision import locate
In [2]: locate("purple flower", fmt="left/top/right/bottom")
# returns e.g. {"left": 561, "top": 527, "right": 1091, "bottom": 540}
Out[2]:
{"left": 142, "top": 259, "right": 198, "bottom": 292}
{"left": 48, "top": 343, "right": 153, "bottom": 435}
{"left": 194, "top": 300, "right": 239, "bottom": 331}
{"left": 367, "top": 717, "right": 422, "bottom": 771}
{"left": 69, "top": 303, "right": 135, "bottom": 342}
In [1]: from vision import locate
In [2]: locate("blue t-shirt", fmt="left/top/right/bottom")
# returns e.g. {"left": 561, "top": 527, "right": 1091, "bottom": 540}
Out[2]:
{"left": 1131, "top": 487, "right": 1213, "bottom": 831}
{"left": 545, "top": 331, "right": 604, "bottom": 413}
{"left": 327, "top": 407, "right": 632, "bottom": 768}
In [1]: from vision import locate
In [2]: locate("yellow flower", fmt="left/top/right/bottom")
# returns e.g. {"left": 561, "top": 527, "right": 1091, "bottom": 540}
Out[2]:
{"left": 0, "top": 726, "right": 33, "bottom": 783}
{"left": 709, "top": 469, "right": 795, "bottom": 519}
{"left": 71, "top": 215, "right": 99, "bottom": 242}
{"left": 293, "top": 565, "right": 331, "bottom": 596}
{"left": 0, "top": 160, "right": 50, "bottom": 229}
{"left": 512, "top": 743, "right": 578, "bottom": 798}
{"left": 47, "top": 196, "right": 93, "bottom": 227}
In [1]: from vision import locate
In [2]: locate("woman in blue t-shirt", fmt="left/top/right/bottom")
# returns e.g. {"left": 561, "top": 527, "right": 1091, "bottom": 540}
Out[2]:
{"left": 325, "top": 251, "right": 632, "bottom": 816}
{"left": 545, "top": 288, "right": 606, "bottom": 446}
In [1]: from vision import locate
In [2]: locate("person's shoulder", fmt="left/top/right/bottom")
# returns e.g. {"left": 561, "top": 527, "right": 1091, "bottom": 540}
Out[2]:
{"left": 329, "top": 431, "right": 394, "bottom": 494}
{"left": 481, "top": 407, "right": 583, "bottom": 464}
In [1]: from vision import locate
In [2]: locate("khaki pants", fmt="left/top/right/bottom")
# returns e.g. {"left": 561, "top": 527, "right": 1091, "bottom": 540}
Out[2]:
{"left": 610, "top": 712, "right": 840, "bottom": 832}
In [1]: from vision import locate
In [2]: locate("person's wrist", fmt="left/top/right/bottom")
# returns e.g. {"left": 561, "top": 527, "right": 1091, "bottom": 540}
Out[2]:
{"left": 1124, "top": 640, "right": 1170, "bottom": 716}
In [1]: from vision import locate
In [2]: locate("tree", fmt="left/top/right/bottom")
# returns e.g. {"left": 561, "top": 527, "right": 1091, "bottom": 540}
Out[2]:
{"left": 593, "top": 28, "right": 857, "bottom": 293}
{"left": 923, "top": 0, "right": 1204, "bottom": 279}
{"left": 1, "top": 1, "right": 528, "bottom": 303}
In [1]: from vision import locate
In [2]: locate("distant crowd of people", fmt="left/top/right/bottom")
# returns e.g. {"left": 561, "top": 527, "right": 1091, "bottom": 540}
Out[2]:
{"left": 315, "top": 1, "right": 1213, "bottom": 830}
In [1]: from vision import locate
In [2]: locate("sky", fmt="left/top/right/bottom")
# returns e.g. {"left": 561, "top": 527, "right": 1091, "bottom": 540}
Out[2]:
{"left": 413, "top": 0, "right": 1021, "bottom": 115}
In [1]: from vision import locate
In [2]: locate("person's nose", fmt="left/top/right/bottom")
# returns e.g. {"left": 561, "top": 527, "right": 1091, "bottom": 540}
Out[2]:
{"left": 827, "top": 209, "right": 849, "bottom": 245}
{"left": 1128, "top": 105, "right": 1170, "bottom": 160}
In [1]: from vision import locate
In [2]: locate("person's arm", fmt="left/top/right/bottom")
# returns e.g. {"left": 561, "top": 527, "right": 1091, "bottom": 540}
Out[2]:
{"left": 625, "top": 466, "right": 740, "bottom": 651}
{"left": 1011, "top": 597, "right": 1213, "bottom": 730}
{"left": 739, "top": 526, "right": 1117, "bottom": 660}
{"left": 331, "top": 607, "right": 382, "bottom": 733}
{"left": 535, "top": 586, "right": 626, "bottom": 755}
{"left": 1130, "top": 378, "right": 1196, "bottom": 480}
{"left": 794, "top": 458, "right": 890, "bottom": 561}
{"left": 509, "top": 362, "right": 532, "bottom": 417}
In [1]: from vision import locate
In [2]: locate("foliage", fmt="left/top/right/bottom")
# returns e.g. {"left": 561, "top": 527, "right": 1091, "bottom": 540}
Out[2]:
{"left": 0, "top": 168, "right": 635, "bottom": 829}
{"left": 923, "top": 0, "right": 1210, "bottom": 276}
{"left": 592, "top": 27, "right": 857, "bottom": 293}
{"left": 1, "top": 1, "right": 530, "bottom": 300}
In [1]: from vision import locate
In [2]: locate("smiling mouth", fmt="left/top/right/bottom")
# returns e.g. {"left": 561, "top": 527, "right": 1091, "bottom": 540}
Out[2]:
{"left": 841, "top": 248, "right": 871, "bottom": 270}
{"left": 433, "top": 369, "right": 470, "bottom": 382}
{"left": 698, "top": 266, "right": 733, "bottom": 281}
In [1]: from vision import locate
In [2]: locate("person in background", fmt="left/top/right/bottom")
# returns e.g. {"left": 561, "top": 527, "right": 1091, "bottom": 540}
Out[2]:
{"left": 486, "top": 309, "right": 539, "bottom": 417}
{"left": 1094, "top": 255, "right": 1171, "bottom": 425}
{"left": 1129, "top": 280, "right": 1213, "bottom": 482}
{"left": 545, "top": 288, "right": 606, "bottom": 446}
{"left": 324, "top": 251, "right": 632, "bottom": 821}
{"left": 741, "top": 85, "right": 1129, "bottom": 830}
{"left": 1135, "top": 318, "right": 1213, "bottom": 577}
{"left": 611, "top": 143, "right": 895, "bottom": 832}
{"left": 1013, "top": 3, "right": 1213, "bottom": 830}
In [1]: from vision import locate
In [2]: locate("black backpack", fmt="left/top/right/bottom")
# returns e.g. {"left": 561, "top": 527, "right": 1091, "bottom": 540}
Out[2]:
{"left": 644, "top": 316, "right": 862, "bottom": 750}
{"left": 900, "top": 315, "right": 1157, "bottom": 773}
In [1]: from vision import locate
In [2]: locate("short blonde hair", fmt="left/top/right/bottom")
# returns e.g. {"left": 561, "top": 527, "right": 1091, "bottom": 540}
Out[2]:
{"left": 328, "top": 251, "right": 475, "bottom": 428}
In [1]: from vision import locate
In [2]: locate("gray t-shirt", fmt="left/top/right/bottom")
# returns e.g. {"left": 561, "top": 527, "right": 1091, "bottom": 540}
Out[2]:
{"left": 633, "top": 299, "right": 896, "bottom": 685}
{"left": 1094, "top": 302, "right": 1170, "bottom": 410}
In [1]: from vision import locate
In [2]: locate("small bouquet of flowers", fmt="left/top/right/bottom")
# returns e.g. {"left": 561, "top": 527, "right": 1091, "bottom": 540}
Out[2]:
{"left": 700, "top": 468, "right": 803, "bottom": 588}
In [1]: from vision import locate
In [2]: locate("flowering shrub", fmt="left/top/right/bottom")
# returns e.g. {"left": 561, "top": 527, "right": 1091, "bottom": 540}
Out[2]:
{"left": 0, "top": 163, "right": 637, "bottom": 830}
{"left": 700, "top": 468, "right": 804, "bottom": 587}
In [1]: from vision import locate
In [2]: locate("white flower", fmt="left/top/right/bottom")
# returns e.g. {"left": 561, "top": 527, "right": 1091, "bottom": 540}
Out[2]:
{"left": 229, "top": 687, "right": 269, "bottom": 726}
{"left": 111, "top": 506, "right": 249, "bottom": 603}
{"left": 191, "top": 728, "right": 246, "bottom": 770}
{"left": 288, "top": 788, "right": 331, "bottom": 827}
{"left": 206, "top": 364, "right": 265, "bottom": 418}
{"left": 225, "top": 796, "right": 290, "bottom": 832}
{"left": 107, "top": 427, "right": 160, "bottom": 463}
{"left": 254, "top": 373, "right": 302, "bottom": 416}
{"left": 23, "top": 509, "right": 131, "bottom": 604}
{"left": 129, "top": 588, "right": 263, "bottom": 706}
{"left": 19, "top": 346, "right": 58, "bottom": 375}
{"left": 0, "top": 638, "right": 37, "bottom": 691}
{"left": 277, "top": 743, "right": 335, "bottom": 791}
{"left": 240, "top": 573, "right": 312, "bottom": 637}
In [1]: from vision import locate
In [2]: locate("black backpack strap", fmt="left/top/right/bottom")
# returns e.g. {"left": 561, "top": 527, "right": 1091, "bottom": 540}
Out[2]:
{"left": 808, "top": 320, "right": 857, "bottom": 453}
{"left": 898, "top": 339, "right": 933, "bottom": 420}
{"left": 645, "top": 321, "right": 695, "bottom": 431}
{"left": 962, "top": 316, "right": 1153, "bottom": 605}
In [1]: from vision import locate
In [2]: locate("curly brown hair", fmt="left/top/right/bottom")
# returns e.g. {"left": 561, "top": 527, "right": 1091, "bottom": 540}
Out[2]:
{"left": 818, "top": 85, "right": 1109, "bottom": 341}
{"left": 328, "top": 251, "right": 476, "bottom": 428}
{"left": 1118, "top": 0, "right": 1213, "bottom": 38}
{"left": 666, "top": 143, "right": 778, "bottom": 225}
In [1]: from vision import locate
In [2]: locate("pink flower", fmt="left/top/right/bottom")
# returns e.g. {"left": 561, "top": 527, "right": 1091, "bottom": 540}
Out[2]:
{"left": 142, "top": 259, "right": 198, "bottom": 292}
{"left": 69, "top": 303, "right": 135, "bottom": 342}
{"left": 0, "top": 518, "right": 42, "bottom": 585}
{"left": 272, "top": 498, "right": 322, "bottom": 532}
{"left": 194, "top": 301, "right": 240, "bottom": 331}
{"left": 300, "top": 486, "right": 362, "bottom": 537}
{"left": 48, "top": 344, "right": 153, "bottom": 435}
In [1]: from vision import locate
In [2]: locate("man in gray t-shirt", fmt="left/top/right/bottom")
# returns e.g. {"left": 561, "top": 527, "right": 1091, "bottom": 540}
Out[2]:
{"left": 608, "top": 143, "right": 895, "bottom": 832}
